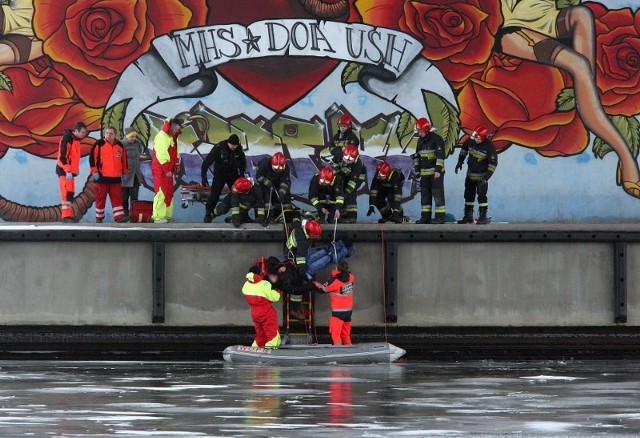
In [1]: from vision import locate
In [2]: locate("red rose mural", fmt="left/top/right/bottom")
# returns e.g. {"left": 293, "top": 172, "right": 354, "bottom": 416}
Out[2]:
{"left": 458, "top": 54, "right": 589, "bottom": 157}
{"left": 33, "top": 0, "right": 208, "bottom": 108}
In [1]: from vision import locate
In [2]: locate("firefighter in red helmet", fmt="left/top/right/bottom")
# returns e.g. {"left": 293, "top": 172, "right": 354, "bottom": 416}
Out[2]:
{"left": 255, "top": 152, "right": 292, "bottom": 222}
{"left": 455, "top": 125, "right": 498, "bottom": 224}
{"left": 329, "top": 114, "right": 360, "bottom": 163}
{"left": 332, "top": 144, "right": 366, "bottom": 223}
{"left": 308, "top": 166, "right": 344, "bottom": 223}
{"left": 286, "top": 215, "right": 322, "bottom": 281}
{"left": 210, "top": 176, "right": 268, "bottom": 227}
{"left": 414, "top": 117, "right": 447, "bottom": 224}
{"left": 367, "top": 160, "right": 405, "bottom": 223}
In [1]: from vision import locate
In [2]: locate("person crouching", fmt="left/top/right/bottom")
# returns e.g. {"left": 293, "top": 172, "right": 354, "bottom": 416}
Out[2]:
{"left": 242, "top": 259, "right": 282, "bottom": 349}
{"left": 314, "top": 260, "right": 354, "bottom": 346}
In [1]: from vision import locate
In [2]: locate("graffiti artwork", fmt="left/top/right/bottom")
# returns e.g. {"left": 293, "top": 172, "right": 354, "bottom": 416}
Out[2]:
{"left": 0, "top": 0, "right": 638, "bottom": 223}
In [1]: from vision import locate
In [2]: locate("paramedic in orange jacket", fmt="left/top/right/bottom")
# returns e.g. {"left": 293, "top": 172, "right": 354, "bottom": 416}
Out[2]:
{"left": 55, "top": 122, "right": 88, "bottom": 222}
{"left": 151, "top": 117, "right": 182, "bottom": 223}
{"left": 242, "top": 259, "right": 282, "bottom": 349}
{"left": 314, "top": 260, "right": 354, "bottom": 345}
{"left": 89, "top": 126, "right": 128, "bottom": 223}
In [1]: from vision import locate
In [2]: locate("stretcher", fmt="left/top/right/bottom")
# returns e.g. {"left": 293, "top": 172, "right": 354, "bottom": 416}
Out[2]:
{"left": 179, "top": 184, "right": 219, "bottom": 209}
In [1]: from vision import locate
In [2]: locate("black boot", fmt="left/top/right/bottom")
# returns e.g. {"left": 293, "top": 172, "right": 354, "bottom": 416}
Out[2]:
{"left": 433, "top": 212, "right": 446, "bottom": 224}
{"left": 457, "top": 207, "right": 474, "bottom": 224}
{"left": 203, "top": 210, "right": 214, "bottom": 223}
{"left": 476, "top": 207, "right": 489, "bottom": 225}
{"left": 416, "top": 213, "right": 431, "bottom": 224}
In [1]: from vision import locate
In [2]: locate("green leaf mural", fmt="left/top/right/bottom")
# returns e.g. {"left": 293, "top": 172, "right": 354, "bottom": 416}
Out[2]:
{"left": 101, "top": 99, "right": 130, "bottom": 138}
{"left": 556, "top": 0, "right": 581, "bottom": 9}
{"left": 0, "top": 72, "right": 12, "bottom": 92}
{"left": 131, "top": 114, "right": 151, "bottom": 147}
{"left": 593, "top": 115, "right": 640, "bottom": 159}
{"left": 396, "top": 111, "right": 417, "bottom": 149}
{"left": 422, "top": 90, "right": 461, "bottom": 157}
{"left": 556, "top": 88, "right": 576, "bottom": 112}
{"left": 341, "top": 63, "right": 364, "bottom": 91}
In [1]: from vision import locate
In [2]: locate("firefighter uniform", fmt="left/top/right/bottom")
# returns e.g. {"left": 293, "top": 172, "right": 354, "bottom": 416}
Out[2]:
{"left": 319, "top": 265, "right": 355, "bottom": 345}
{"left": 90, "top": 138, "right": 128, "bottom": 222}
{"left": 329, "top": 129, "right": 359, "bottom": 163}
{"left": 369, "top": 168, "right": 405, "bottom": 223}
{"left": 255, "top": 156, "right": 292, "bottom": 221}
{"left": 333, "top": 156, "right": 366, "bottom": 223}
{"left": 456, "top": 137, "right": 498, "bottom": 224}
{"left": 414, "top": 131, "right": 446, "bottom": 223}
{"left": 214, "top": 183, "right": 266, "bottom": 227}
{"left": 308, "top": 173, "right": 344, "bottom": 223}
{"left": 55, "top": 129, "right": 83, "bottom": 221}
{"left": 285, "top": 218, "right": 313, "bottom": 280}
{"left": 151, "top": 120, "right": 180, "bottom": 223}
{"left": 242, "top": 269, "right": 281, "bottom": 348}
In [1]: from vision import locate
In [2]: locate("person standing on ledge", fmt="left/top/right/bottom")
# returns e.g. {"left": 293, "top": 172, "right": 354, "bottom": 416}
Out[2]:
{"left": 55, "top": 122, "right": 88, "bottom": 223}
{"left": 151, "top": 117, "right": 182, "bottom": 224}
{"left": 414, "top": 117, "right": 446, "bottom": 224}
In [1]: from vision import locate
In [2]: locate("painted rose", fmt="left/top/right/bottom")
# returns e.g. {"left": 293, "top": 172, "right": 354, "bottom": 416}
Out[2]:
{"left": 354, "top": 0, "right": 502, "bottom": 89}
{"left": 33, "top": 0, "right": 208, "bottom": 108}
{"left": 0, "top": 58, "right": 100, "bottom": 160}
{"left": 458, "top": 54, "right": 588, "bottom": 157}
{"left": 587, "top": 3, "right": 640, "bottom": 117}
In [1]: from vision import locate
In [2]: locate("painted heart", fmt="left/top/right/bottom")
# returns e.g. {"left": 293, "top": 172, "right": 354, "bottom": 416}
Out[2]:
{"left": 207, "top": 0, "right": 350, "bottom": 113}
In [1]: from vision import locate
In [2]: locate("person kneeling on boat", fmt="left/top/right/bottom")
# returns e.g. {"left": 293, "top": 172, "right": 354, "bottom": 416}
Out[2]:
{"left": 242, "top": 259, "right": 282, "bottom": 349}
{"left": 313, "top": 260, "right": 354, "bottom": 346}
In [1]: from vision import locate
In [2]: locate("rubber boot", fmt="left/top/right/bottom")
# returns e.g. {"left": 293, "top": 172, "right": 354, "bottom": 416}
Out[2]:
{"left": 457, "top": 207, "right": 474, "bottom": 224}
{"left": 416, "top": 213, "right": 431, "bottom": 224}
{"left": 203, "top": 210, "right": 214, "bottom": 223}
{"left": 433, "top": 212, "right": 446, "bottom": 224}
{"left": 476, "top": 207, "right": 489, "bottom": 225}
{"left": 378, "top": 210, "right": 392, "bottom": 224}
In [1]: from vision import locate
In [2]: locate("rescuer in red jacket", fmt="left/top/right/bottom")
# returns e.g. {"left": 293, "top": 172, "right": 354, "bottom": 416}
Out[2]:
{"left": 55, "top": 122, "right": 88, "bottom": 222}
{"left": 314, "top": 260, "right": 354, "bottom": 345}
{"left": 242, "top": 258, "right": 282, "bottom": 349}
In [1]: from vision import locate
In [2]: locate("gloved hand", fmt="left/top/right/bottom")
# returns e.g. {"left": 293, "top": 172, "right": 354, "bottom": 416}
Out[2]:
{"left": 366, "top": 206, "right": 375, "bottom": 216}
{"left": 455, "top": 162, "right": 463, "bottom": 174}
{"left": 391, "top": 211, "right": 403, "bottom": 223}
{"left": 201, "top": 178, "right": 209, "bottom": 187}
{"left": 261, "top": 217, "right": 270, "bottom": 227}
{"left": 65, "top": 172, "right": 73, "bottom": 181}
{"left": 92, "top": 172, "right": 100, "bottom": 181}
{"left": 484, "top": 172, "right": 492, "bottom": 181}
{"left": 312, "top": 280, "right": 323, "bottom": 291}
{"left": 232, "top": 215, "right": 242, "bottom": 228}
{"left": 278, "top": 189, "right": 287, "bottom": 200}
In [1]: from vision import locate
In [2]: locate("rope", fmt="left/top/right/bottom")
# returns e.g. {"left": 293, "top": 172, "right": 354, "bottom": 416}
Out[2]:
{"left": 380, "top": 227, "right": 388, "bottom": 342}
{"left": 331, "top": 215, "right": 338, "bottom": 267}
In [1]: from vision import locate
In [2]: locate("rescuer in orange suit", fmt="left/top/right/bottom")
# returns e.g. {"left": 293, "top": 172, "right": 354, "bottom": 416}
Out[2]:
{"left": 55, "top": 122, "right": 88, "bottom": 223}
{"left": 89, "top": 126, "right": 129, "bottom": 223}
{"left": 151, "top": 117, "right": 182, "bottom": 223}
{"left": 314, "top": 260, "right": 355, "bottom": 345}
{"left": 242, "top": 258, "right": 282, "bottom": 349}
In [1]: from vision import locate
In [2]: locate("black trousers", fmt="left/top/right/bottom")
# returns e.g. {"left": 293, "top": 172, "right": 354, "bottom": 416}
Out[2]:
{"left": 122, "top": 174, "right": 140, "bottom": 213}
{"left": 464, "top": 177, "right": 488, "bottom": 204}
{"left": 420, "top": 174, "right": 445, "bottom": 211}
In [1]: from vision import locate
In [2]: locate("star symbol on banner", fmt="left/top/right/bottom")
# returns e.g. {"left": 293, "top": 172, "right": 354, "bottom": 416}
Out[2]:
{"left": 243, "top": 29, "right": 261, "bottom": 54}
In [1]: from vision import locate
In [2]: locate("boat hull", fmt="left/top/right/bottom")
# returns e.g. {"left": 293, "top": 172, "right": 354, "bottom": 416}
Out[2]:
{"left": 222, "top": 342, "right": 406, "bottom": 365}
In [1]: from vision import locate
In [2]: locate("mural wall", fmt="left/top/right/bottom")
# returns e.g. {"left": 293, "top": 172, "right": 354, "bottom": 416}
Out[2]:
{"left": 0, "top": 0, "right": 638, "bottom": 223}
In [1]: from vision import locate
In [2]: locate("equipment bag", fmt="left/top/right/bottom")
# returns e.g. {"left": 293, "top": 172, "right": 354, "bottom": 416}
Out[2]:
{"left": 130, "top": 200, "right": 153, "bottom": 223}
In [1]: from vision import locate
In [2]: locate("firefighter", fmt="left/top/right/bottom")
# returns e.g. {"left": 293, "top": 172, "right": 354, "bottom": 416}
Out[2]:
{"left": 313, "top": 260, "right": 355, "bottom": 346}
{"left": 455, "top": 125, "right": 498, "bottom": 225}
{"left": 242, "top": 258, "right": 282, "bottom": 349}
{"left": 201, "top": 134, "right": 246, "bottom": 223}
{"left": 89, "top": 126, "right": 129, "bottom": 223}
{"left": 151, "top": 117, "right": 182, "bottom": 223}
{"left": 414, "top": 117, "right": 446, "bottom": 224}
{"left": 255, "top": 152, "right": 292, "bottom": 222}
{"left": 333, "top": 145, "right": 366, "bottom": 223}
{"left": 367, "top": 160, "right": 405, "bottom": 223}
{"left": 267, "top": 256, "right": 314, "bottom": 321}
{"left": 55, "top": 122, "right": 88, "bottom": 223}
{"left": 329, "top": 114, "right": 359, "bottom": 163}
{"left": 286, "top": 215, "right": 322, "bottom": 281}
{"left": 212, "top": 177, "right": 268, "bottom": 228}
{"left": 308, "top": 166, "right": 344, "bottom": 223}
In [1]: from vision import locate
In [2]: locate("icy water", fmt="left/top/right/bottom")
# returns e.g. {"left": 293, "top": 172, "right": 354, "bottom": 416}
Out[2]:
{"left": 0, "top": 360, "right": 639, "bottom": 437}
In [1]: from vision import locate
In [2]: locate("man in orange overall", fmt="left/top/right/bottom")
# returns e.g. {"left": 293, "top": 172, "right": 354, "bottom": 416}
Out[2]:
{"left": 242, "top": 258, "right": 282, "bottom": 349}
{"left": 55, "top": 122, "right": 88, "bottom": 222}
{"left": 90, "top": 126, "right": 128, "bottom": 223}
{"left": 314, "top": 260, "right": 354, "bottom": 345}
{"left": 151, "top": 117, "right": 182, "bottom": 223}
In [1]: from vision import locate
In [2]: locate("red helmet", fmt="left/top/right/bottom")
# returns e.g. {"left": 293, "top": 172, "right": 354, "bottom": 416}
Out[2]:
{"left": 471, "top": 125, "right": 490, "bottom": 142}
{"left": 254, "top": 257, "right": 269, "bottom": 278}
{"left": 415, "top": 117, "right": 432, "bottom": 133}
{"left": 376, "top": 161, "right": 392, "bottom": 180}
{"left": 338, "top": 114, "right": 352, "bottom": 128}
{"left": 232, "top": 177, "right": 253, "bottom": 194}
{"left": 304, "top": 219, "right": 322, "bottom": 239}
{"left": 342, "top": 144, "right": 359, "bottom": 164}
{"left": 318, "top": 167, "right": 334, "bottom": 185}
{"left": 271, "top": 152, "right": 286, "bottom": 171}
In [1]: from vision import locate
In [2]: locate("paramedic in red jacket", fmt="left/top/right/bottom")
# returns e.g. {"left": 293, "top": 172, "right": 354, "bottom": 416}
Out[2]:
{"left": 151, "top": 117, "right": 182, "bottom": 223}
{"left": 89, "top": 126, "right": 128, "bottom": 223}
{"left": 242, "top": 259, "right": 282, "bottom": 349}
{"left": 55, "top": 122, "right": 88, "bottom": 222}
{"left": 314, "top": 260, "right": 354, "bottom": 345}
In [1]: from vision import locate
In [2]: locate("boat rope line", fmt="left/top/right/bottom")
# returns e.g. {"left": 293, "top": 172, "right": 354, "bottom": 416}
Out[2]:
{"left": 380, "top": 227, "right": 389, "bottom": 342}
{"left": 331, "top": 215, "right": 338, "bottom": 268}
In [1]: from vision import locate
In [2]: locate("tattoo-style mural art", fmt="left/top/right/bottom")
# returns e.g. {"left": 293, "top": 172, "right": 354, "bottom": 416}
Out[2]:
{"left": 0, "top": 0, "right": 638, "bottom": 222}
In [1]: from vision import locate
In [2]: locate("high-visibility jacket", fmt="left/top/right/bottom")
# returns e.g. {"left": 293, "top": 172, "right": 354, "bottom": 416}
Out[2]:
{"left": 414, "top": 132, "right": 445, "bottom": 177}
{"left": 457, "top": 138, "right": 498, "bottom": 181}
{"left": 90, "top": 139, "right": 128, "bottom": 184}
{"left": 151, "top": 129, "right": 179, "bottom": 175}
{"left": 323, "top": 269, "right": 354, "bottom": 313}
{"left": 55, "top": 130, "right": 82, "bottom": 176}
{"left": 242, "top": 273, "right": 281, "bottom": 306}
